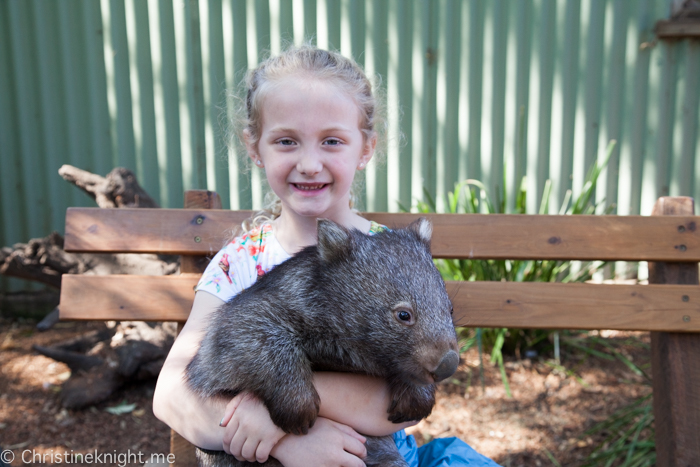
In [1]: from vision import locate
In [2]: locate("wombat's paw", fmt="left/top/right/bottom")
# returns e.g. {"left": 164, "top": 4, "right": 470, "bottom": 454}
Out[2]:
{"left": 387, "top": 407, "right": 421, "bottom": 424}
{"left": 364, "top": 436, "right": 409, "bottom": 467}
{"left": 387, "top": 384, "right": 436, "bottom": 423}
{"left": 267, "top": 390, "right": 320, "bottom": 435}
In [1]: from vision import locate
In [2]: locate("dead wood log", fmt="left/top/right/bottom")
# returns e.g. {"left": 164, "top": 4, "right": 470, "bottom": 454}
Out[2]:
{"left": 30, "top": 326, "right": 117, "bottom": 372}
{"left": 61, "top": 366, "right": 123, "bottom": 410}
{"left": 3, "top": 166, "right": 181, "bottom": 408}
{"left": 58, "top": 165, "right": 159, "bottom": 208}
{"left": 0, "top": 232, "right": 178, "bottom": 289}
{"left": 33, "top": 321, "right": 178, "bottom": 409}
{"left": 36, "top": 308, "right": 61, "bottom": 331}
{"left": 113, "top": 321, "right": 176, "bottom": 379}
{"left": 32, "top": 345, "right": 104, "bottom": 373}
{"left": 1, "top": 166, "right": 176, "bottom": 288}
{"left": 51, "top": 327, "right": 116, "bottom": 353}
{"left": 31, "top": 307, "right": 179, "bottom": 409}
{"left": 0, "top": 232, "right": 84, "bottom": 288}
{"left": 1, "top": 166, "right": 177, "bottom": 287}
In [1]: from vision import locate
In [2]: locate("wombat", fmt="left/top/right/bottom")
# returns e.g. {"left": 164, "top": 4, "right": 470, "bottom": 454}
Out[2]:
{"left": 186, "top": 218, "right": 459, "bottom": 467}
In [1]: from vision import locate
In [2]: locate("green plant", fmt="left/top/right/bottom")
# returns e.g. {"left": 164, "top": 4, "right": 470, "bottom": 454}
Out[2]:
{"left": 579, "top": 394, "right": 654, "bottom": 467}
{"left": 409, "top": 139, "right": 656, "bottom": 463}
{"left": 562, "top": 334, "right": 654, "bottom": 466}
{"left": 409, "top": 141, "right": 617, "bottom": 396}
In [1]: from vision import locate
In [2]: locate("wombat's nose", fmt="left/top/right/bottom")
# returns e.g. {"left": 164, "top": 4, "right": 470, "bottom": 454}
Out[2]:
{"left": 433, "top": 350, "right": 459, "bottom": 382}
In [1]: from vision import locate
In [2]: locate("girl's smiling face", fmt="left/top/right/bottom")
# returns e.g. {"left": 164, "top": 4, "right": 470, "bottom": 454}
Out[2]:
{"left": 249, "top": 76, "right": 375, "bottom": 223}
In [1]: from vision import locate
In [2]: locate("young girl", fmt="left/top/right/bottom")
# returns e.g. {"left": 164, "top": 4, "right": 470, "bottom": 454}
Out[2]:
{"left": 153, "top": 45, "right": 499, "bottom": 467}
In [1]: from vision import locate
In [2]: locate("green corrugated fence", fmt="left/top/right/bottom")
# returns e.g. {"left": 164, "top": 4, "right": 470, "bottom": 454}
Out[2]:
{"left": 1, "top": 0, "right": 698, "bottom": 291}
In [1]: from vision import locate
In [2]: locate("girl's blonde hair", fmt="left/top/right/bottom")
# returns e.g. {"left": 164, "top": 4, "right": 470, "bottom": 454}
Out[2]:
{"left": 232, "top": 43, "right": 386, "bottom": 234}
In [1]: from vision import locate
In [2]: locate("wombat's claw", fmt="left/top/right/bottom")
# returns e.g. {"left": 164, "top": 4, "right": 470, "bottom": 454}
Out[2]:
{"left": 267, "top": 390, "right": 320, "bottom": 435}
{"left": 272, "top": 409, "right": 317, "bottom": 435}
{"left": 387, "top": 400, "right": 420, "bottom": 424}
{"left": 287, "top": 425, "right": 308, "bottom": 436}
{"left": 289, "top": 417, "right": 315, "bottom": 436}
{"left": 388, "top": 411, "right": 415, "bottom": 424}
{"left": 387, "top": 386, "right": 435, "bottom": 423}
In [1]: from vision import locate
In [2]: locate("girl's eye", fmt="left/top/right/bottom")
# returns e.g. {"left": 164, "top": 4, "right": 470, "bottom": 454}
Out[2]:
{"left": 277, "top": 138, "right": 295, "bottom": 146}
{"left": 323, "top": 138, "right": 342, "bottom": 146}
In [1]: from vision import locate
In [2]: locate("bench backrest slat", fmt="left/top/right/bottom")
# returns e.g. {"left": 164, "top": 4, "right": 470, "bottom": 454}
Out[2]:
{"left": 64, "top": 208, "right": 700, "bottom": 261}
{"left": 59, "top": 275, "right": 700, "bottom": 332}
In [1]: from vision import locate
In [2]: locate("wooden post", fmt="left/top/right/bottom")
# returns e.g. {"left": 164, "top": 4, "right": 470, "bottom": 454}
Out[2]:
{"left": 649, "top": 196, "right": 700, "bottom": 466}
{"left": 170, "top": 190, "right": 222, "bottom": 467}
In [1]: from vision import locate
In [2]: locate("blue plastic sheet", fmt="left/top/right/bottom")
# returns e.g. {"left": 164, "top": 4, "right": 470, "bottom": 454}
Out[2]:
{"left": 393, "top": 430, "right": 501, "bottom": 467}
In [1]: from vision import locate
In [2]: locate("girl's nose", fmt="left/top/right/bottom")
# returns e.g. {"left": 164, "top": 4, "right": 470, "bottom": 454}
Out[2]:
{"left": 296, "top": 150, "right": 323, "bottom": 175}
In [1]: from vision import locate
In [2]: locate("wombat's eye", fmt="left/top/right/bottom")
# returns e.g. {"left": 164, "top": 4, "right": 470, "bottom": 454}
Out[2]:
{"left": 393, "top": 307, "right": 415, "bottom": 326}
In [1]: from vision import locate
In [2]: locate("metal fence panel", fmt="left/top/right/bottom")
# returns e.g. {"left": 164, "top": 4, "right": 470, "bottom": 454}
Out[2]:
{"left": 1, "top": 0, "right": 697, "bottom": 292}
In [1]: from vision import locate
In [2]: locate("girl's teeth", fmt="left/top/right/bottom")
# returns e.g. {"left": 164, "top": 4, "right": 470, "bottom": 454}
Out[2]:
{"left": 296, "top": 184, "right": 325, "bottom": 190}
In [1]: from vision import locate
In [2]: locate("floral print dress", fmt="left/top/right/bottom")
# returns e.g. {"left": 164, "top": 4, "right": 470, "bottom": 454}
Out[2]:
{"left": 195, "top": 221, "right": 385, "bottom": 300}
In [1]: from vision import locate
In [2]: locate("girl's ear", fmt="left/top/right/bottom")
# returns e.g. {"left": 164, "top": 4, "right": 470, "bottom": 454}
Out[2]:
{"left": 358, "top": 133, "right": 377, "bottom": 170}
{"left": 244, "top": 129, "right": 263, "bottom": 168}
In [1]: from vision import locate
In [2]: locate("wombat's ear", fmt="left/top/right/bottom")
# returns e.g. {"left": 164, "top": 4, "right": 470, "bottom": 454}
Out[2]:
{"left": 407, "top": 217, "right": 433, "bottom": 246}
{"left": 317, "top": 219, "right": 352, "bottom": 262}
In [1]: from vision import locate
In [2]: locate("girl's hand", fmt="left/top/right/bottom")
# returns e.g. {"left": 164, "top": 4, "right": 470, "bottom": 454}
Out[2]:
{"left": 220, "top": 393, "right": 286, "bottom": 463}
{"left": 271, "top": 417, "right": 368, "bottom": 467}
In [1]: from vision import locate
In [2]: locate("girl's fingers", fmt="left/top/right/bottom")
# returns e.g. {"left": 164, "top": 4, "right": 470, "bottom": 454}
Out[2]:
{"left": 342, "top": 433, "right": 368, "bottom": 460}
{"left": 340, "top": 451, "right": 367, "bottom": 467}
{"left": 229, "top": 428, "right": 248, "bottom": 461}
{"left": 240, "top": 438, "right": 259, "bottom": 463}
{"left": 220, "top": 393, "right": 244, "bottom": 428}
{"left": 323, "top": 419, "right": 367, "bottom": 459}
{"left": 221, "top": 418, "right": 239, "bottom": 455}
{"left": 331, "top": 421, "right": 367, "bottom": 444}
{"left": 255, "top": 439, "right": 276, "bottom": 463}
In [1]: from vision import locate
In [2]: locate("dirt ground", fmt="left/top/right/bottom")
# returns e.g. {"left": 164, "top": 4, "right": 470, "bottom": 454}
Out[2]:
{"left": 0, "top": 317, "right": 651, "bottom": 467}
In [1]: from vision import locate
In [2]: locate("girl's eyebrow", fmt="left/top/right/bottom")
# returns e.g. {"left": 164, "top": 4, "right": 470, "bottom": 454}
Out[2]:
{"left": 267, "top": 126, "right": 354, "bottom": 134}
{"left": 267, "top": 127, "right": 297, "bottom": 134}
{"left": 322, "top": 127, "right": 354, "bottom": 133}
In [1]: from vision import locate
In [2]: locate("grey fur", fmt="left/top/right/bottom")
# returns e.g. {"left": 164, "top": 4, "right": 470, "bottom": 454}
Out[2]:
{"left": 186, "top": 218, "right": 459, "bottom": 467}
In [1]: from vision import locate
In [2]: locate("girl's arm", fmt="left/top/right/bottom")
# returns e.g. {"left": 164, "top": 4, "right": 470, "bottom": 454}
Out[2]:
{"left": 153, "top": 291, "right": 230, "bottom": 449}
{"left": 315, "top": 372, "right": 417, "bottom": 436}
{"left": 153, "top": 291, "right": 414, "bottom": 449}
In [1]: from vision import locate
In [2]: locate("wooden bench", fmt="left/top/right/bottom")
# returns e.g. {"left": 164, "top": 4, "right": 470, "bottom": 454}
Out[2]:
{"left": 59, "top": 190, "right": 700, "bottom": 467}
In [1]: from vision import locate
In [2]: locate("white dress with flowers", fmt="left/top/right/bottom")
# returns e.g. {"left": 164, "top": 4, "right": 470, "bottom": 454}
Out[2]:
{"left": 195, "top": 222, "right": 385, "bottom": 300}
{"left": 195, "top": 223, "right": 290, "bottom": 300}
